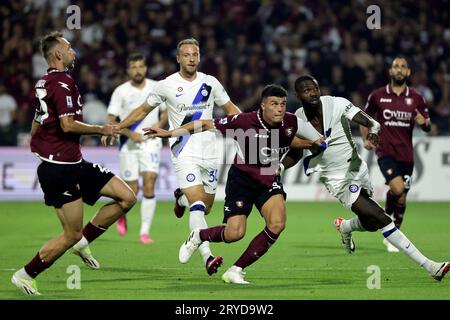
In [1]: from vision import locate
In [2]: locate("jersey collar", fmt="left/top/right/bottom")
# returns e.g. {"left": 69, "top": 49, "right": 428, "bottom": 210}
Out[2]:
{"left": 386, "top": 84, "right": 410, "bottom": 96}
{"left": 257, "top": 109, "right": 283, "bottom": 131}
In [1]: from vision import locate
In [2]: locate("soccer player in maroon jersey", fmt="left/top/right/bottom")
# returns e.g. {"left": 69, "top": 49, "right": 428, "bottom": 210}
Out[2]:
{"left": 11, "top": 31, "right": 137, "bottom": 295}
{"left": 360, "top": 56, "right": 431, "bottom": 252}
{"left": 146, "top": 84, "right": 323, "bottom": 284}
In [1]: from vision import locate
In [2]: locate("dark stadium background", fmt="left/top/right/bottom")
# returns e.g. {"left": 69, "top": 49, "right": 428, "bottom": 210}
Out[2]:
{"left": 0, "top": 0, "right": 449, "bottom": 147}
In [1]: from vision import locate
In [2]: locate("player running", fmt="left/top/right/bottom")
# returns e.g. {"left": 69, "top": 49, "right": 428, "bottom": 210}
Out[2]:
{"left": 11, "top": 31, "right": 136, "bottom": 295}
{"left": 102, "top": 53, "right": 168, "bottom": 244}
{"left": 360, "top": 56, "right": 431, "bottom": 252}
{"left": 281, "top": 75, "right": 449, "bottom": 281}
{"left": 146, "top": 84, "right": 323, "bottom": 284}
{"left": 112, "top": 38, "right": 241, "bottom": 276}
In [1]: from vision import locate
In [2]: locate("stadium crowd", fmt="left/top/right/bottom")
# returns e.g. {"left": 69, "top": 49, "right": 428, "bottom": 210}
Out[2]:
{"left": 1, "top": 0, "right": 449, "bottom": 146}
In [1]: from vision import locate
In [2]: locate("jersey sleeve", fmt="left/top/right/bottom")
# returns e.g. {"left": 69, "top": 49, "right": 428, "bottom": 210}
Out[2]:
{"left": 146, "top": 81, "right": 167, "bottom": 107}
{"left": 415, "top": 94, "right": 430, "bottom": 120}
{"left": 335, "top": 97, "right": 360, "bottom": 120}
{"left": 107, "top": 86, "right": 122, "bottom": 116}
{"left": 49, "top": 76, "right": 77, "bottom": 118}
{"left": 363, "top": 92, "right": 378, "bottom": 117}
{"left": 213, "top": 113, "right": 242, "bottom": 135}
{"left": 211, "top": 76, "right": 231, "bottom": 107}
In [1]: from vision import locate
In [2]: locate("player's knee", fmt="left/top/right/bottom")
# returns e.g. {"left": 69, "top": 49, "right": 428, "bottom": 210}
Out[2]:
{"left": 390, "top": 185, "right": 404, "bottom": 197}
{"left": 121, "top": 191, "right": 137, "bottom": 212}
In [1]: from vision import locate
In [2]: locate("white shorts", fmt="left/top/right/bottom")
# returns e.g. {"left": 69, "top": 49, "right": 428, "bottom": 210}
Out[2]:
{"left": 319, "top": 161, "right": 373, "bottom": 209}
{"left": 172, "top": 157, "right": 218, "bottom": 194}
{"left": 120, "top": 149, "right": 160, "bottom": 181}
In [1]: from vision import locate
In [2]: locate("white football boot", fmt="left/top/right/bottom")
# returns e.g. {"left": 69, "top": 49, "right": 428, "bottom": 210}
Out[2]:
{"left": 179, "top": 228, "right": 202, "bottom": 263}
{"left": 222, "top": 266, "right": 250, "bottom": 284}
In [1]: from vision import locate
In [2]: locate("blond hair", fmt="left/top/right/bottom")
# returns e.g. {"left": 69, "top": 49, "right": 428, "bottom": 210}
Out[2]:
{"left": 176, "top": 38, "right": 200, "bottom": 55}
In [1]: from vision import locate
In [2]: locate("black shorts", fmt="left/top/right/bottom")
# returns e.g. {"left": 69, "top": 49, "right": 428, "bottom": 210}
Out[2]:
{"left": 377, "top": 156, "right": 414, "bottom": 190}
{"left": 37, "top": 159, "right": 115, "bottom": 208}
{"left": 223, "top": 166, "right": 286, "bottom": 223}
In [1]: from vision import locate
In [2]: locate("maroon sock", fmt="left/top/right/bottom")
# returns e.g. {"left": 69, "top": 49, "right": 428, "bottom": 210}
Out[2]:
{"left": 24, "top": 252, "right": 53, "bottom": 279}
{"left": 385, "top": 190, "right": 400, "bottom": 215}
{"left": 394, "top": 204, "right": 406, "bottom": 229}
{"left": 82, "top": 222, "right": 107, "bottom": 243}
{"left": 199, "top": 226, "right": 227, "bottom": 243}
{"left": 234, "top": 227, "right": 279, "bottom": 269}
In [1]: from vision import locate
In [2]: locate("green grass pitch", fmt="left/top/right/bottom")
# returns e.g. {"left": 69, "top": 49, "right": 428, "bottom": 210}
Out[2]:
{"left": 1, "top": 200, "right": 449, "bottom": 300}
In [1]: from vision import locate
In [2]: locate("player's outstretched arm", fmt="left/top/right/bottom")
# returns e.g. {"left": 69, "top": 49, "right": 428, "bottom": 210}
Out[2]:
{"left": 60, "top": 115, "right": 116, "bottom": 136}
{"left": 352, "top": 111, "right": 380, "bottom": 147}
{"left": 144, "top": 119, "right": 214, "bottom": 138}
{"left": 118, "top": 101, "right": 155, "bottom": 130}
{"left": 223, "top": 101, "right": 242, "bottom": 115}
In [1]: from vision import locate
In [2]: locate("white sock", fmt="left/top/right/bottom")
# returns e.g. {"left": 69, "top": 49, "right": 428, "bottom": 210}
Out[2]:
{"left": 73, "top": 236, "right": 89, "bottom": 251}
{"left": 140, "top": 196, "right": 156, "bottom": 236}
{"left": 189, "top": 200, "right": 212, "bottom": 264}
{"left": 341, "top": 217, "right": 366, "bottom": 233}
{"left": 178, "top": 194, "right": 189, "bottom": 207}
{"left": 16, "top": 267, "right": 33, "bottom": 280}
{"left": 381, "top": 222, "right": 434, "bottom": 273}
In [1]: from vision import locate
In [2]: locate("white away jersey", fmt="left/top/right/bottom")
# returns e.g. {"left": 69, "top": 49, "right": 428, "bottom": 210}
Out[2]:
{"left": 146, "top": 72, "right": 230, "bottom": 160}
{"left": 295, "top": 96, "right": 362, "bottom": 177}
{"left": 108, "top": 79, "right": 165, "bottom": 152}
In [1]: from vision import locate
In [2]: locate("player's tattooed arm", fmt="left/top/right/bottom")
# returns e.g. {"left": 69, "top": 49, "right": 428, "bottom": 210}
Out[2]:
{"left": 352, "top": 110, "right": 380, "bottom": 147}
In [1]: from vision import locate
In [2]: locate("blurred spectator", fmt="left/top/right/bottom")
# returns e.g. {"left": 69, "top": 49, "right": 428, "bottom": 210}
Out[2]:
{"left": 0, "top": 84, "right": 18, "bottom": 145}
{"left": 1, "top": 0, "right": 450, "bottom": 146}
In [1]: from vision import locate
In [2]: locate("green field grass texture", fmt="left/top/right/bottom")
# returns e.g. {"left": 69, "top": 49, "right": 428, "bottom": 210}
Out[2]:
{"left": 0, "top": 201, "right": 449, "bottom": 300}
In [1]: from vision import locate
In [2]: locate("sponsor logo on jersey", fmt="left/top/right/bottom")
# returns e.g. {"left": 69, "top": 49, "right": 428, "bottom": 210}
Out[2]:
{"left": 380, "top": 98, "right": 392, "bottom": 103}
{"left": 405, "top": 98, "right": 413, "bottom": 105}
{"left": 382, "top": 109, "right": 412, "bottom": 121}
{"left": 176, "top": 93, "right": 184, "bottom": 97}
{"left": 177, "top": 87, "right": 183, "bottom": 92}
{"left": 349, "top": 184, "right": 359, "bottom": 193}
{"left": 186, "top": 173, "right": 196, "bottom": 182}
{"left": 77, "top": 94, "right": 82, "bottom": 106}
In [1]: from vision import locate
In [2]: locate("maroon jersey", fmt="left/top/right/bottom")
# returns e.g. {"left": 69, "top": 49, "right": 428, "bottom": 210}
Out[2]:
{"left": 214, "top": 110, "right": 297, "bottom": 186}
{"left": 31, "top": 68, "right": 83, "bottom": 163}
{"left": 364, "top": 84, "right": 429, "bottom": 162}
